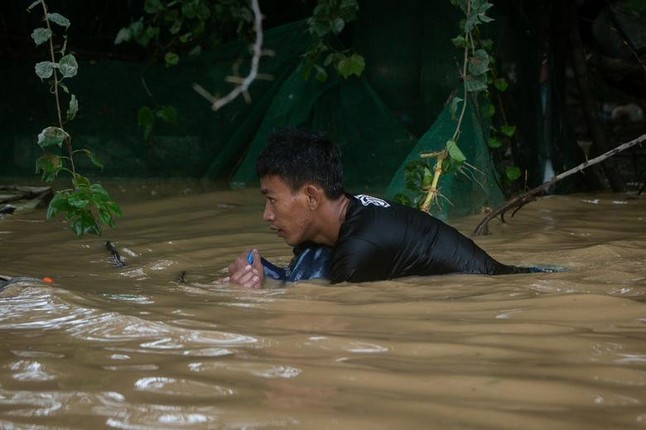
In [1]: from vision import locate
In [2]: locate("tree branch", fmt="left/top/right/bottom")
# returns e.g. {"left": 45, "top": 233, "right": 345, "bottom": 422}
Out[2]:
{"left": 473, "top": 133, "right": 646, "bottom": 236}
{"left": 193, "top": 0, "right": 269, "bottom": 111}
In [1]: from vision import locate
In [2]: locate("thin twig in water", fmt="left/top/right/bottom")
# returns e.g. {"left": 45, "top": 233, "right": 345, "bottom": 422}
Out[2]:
{"left": 473, "top": 133, "right": 646, "bottom": 236}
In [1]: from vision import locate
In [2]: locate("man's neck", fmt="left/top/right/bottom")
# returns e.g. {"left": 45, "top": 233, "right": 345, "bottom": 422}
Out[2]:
{"left": 312, "top": 194, "right": 351, "bottom": 247}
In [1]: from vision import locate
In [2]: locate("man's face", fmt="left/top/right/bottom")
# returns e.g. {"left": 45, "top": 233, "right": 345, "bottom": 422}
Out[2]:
{"left": 260, "top": 175, "right": 313, "bottom": 246}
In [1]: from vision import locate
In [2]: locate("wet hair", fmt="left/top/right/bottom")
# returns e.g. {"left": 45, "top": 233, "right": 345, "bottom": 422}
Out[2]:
{"left": 256, "top": 128, "right": 345, "bottom": 199}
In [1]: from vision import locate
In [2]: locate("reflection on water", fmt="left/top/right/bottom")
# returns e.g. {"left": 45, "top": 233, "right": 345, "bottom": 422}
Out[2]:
{"left": 1, "top": 183, "right": 646, "bottom": 429}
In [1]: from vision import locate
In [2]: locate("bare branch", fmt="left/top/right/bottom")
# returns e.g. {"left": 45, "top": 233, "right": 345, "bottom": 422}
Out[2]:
{"left": 473, "top": 133, "right": 646, "bottom": 236}
{"left": 192, "top": 0, "right": 267, "bottom": 111}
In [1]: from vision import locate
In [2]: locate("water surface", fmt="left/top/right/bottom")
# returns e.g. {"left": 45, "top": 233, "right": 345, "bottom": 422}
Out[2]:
{"left": 1, "top": 183, "right": 645, "bottom": 429}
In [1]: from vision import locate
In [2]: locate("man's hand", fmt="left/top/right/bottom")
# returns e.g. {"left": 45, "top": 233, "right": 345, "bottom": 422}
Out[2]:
{"left": 225, "top": 249, "right": 264, "bottom": 288}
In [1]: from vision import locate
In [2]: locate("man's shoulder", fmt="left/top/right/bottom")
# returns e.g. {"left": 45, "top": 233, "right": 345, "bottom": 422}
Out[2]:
{"left": 353, "top": 194, "right": 391, "bottom": 208}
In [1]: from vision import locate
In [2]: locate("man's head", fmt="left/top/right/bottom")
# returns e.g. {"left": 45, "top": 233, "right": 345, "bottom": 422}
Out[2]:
{"left": 256, "top": 128, "right": 346, "bottom": 247}
{"left": 256, "top": 128, "right": 344, "bottom": 199}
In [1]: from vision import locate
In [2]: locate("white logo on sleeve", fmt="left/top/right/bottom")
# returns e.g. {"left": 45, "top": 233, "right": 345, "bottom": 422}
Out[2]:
{"left": 355, "top": 194, "right": 390, "bottom": 208}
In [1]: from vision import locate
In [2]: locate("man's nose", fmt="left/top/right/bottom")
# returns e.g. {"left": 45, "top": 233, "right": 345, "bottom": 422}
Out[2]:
{"left": 262, "top": 202, "right": 274, "bottom": 222}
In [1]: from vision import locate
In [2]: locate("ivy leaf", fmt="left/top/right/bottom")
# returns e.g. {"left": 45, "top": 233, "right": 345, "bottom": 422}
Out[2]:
{"left": 487, "top": 137, "right": 502, "bottom": 149}
{"left": 66, "top": 94, "right": 78, "bottom": 121}
{"left": 156, "top": 105, "right": 178, "bottom": 125}
{"left": 484, "top": 103, "right": 496, "bottom": 117}
{"left": 35, "top": 61, "right": 56, "bottom": 79}
{"left": 505, "top": 166, "right": 522, "bottom": 182}
{"left": 27, "top": 0, "right": 41, "bottom": 12}
{"left": 477, "top": 3, "right": 494, "bottom": 23}
{"left": 501, "top": 124, "right": 517, "bottom": 137}
{"left": 47, "top": 13, "right": 70, "bottom": 29}
{"left": 144, "top": 0, "right": 164, "bottom": 14}
{"left": 31, "top": 27, "right": 52, "bottom": 45}
{"left": 446, "top": 139, "right": 466, "bottom": 163}
{"left": 337, "top": 53, "right": 365, "bottom": 79}
{"left": 37, "top": 126, "right": 69, "bottom": 149}
{"left": 137, "top": 106, "right": 155, "bottom": 140}
{"left": 449, "top": 96, "right": 463, "bottom": 120}
{"left": 59, "top": 54, "right": 78, "bottom": 78}
{"left": 451, "top": 35, "right": 466, "bottom": 48}
{"left": 494, "top": 78, "right": 509, "bottom": 92}
{"left": 468, "top": 49, "right": 490, "bottom": 76}
{"left": 464, "top": 74, "right": 487, "bottom": 92}
{"left": 164, "top": 51, "right": 179, "bottom": 66}
{"left": 114, "top": 27, "right": 131, "bottom": 44}
{"left": 331, "top": 17, "right": 345, "bottom": 34}
{"left": 314, "top": 64, "right": 328, "bottom": 82}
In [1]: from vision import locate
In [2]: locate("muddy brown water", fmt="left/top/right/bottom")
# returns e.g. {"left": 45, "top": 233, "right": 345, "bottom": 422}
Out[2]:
{"left": 1, "top": 182, "right": 645, "bottom": 429}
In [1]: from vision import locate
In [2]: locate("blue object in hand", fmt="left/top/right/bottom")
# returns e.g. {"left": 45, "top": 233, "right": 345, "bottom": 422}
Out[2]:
{"left": 247, "top": 251, "right": 254, "bottom": 265}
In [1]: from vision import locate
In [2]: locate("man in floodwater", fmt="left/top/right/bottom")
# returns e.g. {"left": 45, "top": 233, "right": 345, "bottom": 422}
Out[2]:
{"left": 226, "top": 128, "right": 532, "bottom": 288}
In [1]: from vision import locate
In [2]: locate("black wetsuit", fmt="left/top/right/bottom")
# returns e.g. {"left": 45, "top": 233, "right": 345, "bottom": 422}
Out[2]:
{"left": 262, "top": 194, "right": 530, "bottom": 284}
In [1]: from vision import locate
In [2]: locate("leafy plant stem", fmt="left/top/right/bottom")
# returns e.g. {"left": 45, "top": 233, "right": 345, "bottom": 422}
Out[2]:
{"left": 39, "top": 0, "right": 75, "bottom": 175}
{"left": 419, "top": 0, "right": 472, "bottom": 214}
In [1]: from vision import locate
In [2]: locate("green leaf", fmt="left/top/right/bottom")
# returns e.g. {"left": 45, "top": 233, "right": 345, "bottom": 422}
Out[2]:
{"left": 35, "top": 154, "right": 63, "bottom": 182}
{"left": 164, "top": 51, "right": 180, "bottom": 66}
{"left": 72, "top": 174, "right": 91, "bottom": 189}
{"left": 156, "top": 105, "right": 178, "bottom": 124}
{"left": 47, "top": 13, "right": 70, "bottom": 29}
{"left": 27, "top": 0, "right": 41, "bottom": 12}
{"left": 144, "top": 0, "right": 164, "bottom": 14}
{"left": 487, "top": 137, "right": 502, "bottom": 149}
{"left": 484, "top": 103, "right": 496, "bottom": 117}
{"left": 449, "top": 96, "right": 463, "bottom": 120}
{"left": 34, "top": 61, "right": 56, "bottom": 79}
{"left": 421, "top": 167, "right": 433, "bottom": 188}
{"left": 31, "top": 28, "right": 52, "bottom": 45}
{"left": 501, "top": 124, "right": 517, "bottom": 138}
{"left": 68, "top": 193, "right": 90, "bottom": 209}
{"left": 505, "top": 166, "right": 522, "bottom": 182}
{"left": 169, "top": 19, "right": 183, "bottom": 35}
{"left": 468, "top": 49, "right": 490, "bottom": 76}
{"left": 86, "top": 151, "right": 104, "bottom": 170}
{"left": 179, "top": 32, "right": 192, "bottom": 43}
{"left": 59, "top": 54, "right": 78, "bottom": 78}
{"left": 46, "top": 192, "right": 72, "bottom": 219}
{"left": 480, "top": 38, "right": 494, "bottom": 51}
{"left": 37, "top": 126, "right": 69, "bottom": 149}
{"left": 331, "top": 17, "right": 345, "bottom": 33}
{"left": 66, "top": 94, "right": 78, "bottom": 121}
{"left": 114, "top": 27, "right": 131, "bottom": 44}
{"left": 137, "top": 106, "right": 155, "bottom": 140}
{"left": 314, "top": 64, "right": 328, "bottom": 82}
{"left": 464, "top": 74, "right": 487, "bottom": 92}
{"left": 494, "top": 78, "right": 508, "bottom": 92}
{"left": 446, "top": 139, "right": 466, "bottom": 163}
{"left": 337, "top": 53, "right": 365, "bottom": 79}
{"left": 451, "top": 35, "right": 466, "bottom": 48}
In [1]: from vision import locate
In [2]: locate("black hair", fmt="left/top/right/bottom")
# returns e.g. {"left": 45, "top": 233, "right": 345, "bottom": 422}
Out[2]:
{"left": 256, "top": 128, "right": 345, "bottom": 199}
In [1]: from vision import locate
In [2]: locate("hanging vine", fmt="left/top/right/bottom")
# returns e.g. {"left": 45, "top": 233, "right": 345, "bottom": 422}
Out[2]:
{"left": 28, "top": 0, "right": 122, "bottom": 237}
{"left": 397, "top": 0, "right": 519, "bottom": 214}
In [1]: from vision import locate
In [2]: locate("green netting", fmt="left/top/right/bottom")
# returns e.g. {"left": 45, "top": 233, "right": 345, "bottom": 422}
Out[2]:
{"left": 1, "top": 0, "right": 581, "bottom": 219}
{"left": 384, "top": 99, "right": 504, "bottom": 220}
{"left": 229, "top": 65, "right": 416, "bottom": 191}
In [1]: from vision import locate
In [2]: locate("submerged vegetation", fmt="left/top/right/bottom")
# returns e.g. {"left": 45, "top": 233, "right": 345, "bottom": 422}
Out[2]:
{"left": 28, "top": 0, "right": 121, "bottom": 237}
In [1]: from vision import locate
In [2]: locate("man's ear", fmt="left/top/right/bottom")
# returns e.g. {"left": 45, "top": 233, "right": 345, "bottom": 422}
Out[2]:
{"left": 303, "top": 184, "right": 324, "bottom": 210}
